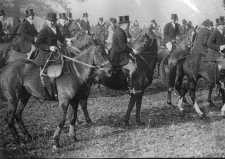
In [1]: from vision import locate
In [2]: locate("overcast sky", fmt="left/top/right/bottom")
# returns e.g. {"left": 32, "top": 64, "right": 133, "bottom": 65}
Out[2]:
{"left": 64, "top": 0, "right": 224, "bottom": 26}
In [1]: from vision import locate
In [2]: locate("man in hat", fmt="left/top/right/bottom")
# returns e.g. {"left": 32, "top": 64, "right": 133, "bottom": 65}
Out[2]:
{"left": 163, "top": 13, "right": 181, "bottom": 52}
{"left": 80, "top": 12, "right": 91, "bottom": 34}
{"left": 181, "top": 19, "right": 188, "bottom": 35}
{"left": 95, "top": 17, "right": 106, "bottom": 45}
{"left": 12, "top": 9, "right": 38, "bottom": 53}
{"left": 207, "top": 17, "right": 225, "bottom": 57}
{"left": 58, "top": 12, "right": 70, "bottom": 38}
{"left": 106, "top": 18, "right": 117, "bottom": 50}
{"left": 0, "top": 10, "right": 5, "bottom": 42}
{"left": 109, "top": 15, "right": 137, "bottom": 93}
{"left": 34, "top": 12, "right": 66, "bottom": 98}
{"left": 192, "top": 19, "right": 213, "bottom": 56}
{"left": 148, "top": 19, "right": 162, "bottom": 44}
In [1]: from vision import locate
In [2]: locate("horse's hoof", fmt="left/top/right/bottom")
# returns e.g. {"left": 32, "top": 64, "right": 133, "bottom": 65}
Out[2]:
{"left": 73, "top": 136, "right": 79, "bottom": 142}
{"left": 52, "top": 145, "right": 59, "bottom": 153}
{"left": 123, "top": 121, "right": 131, "bottom": 128}
{"left": 136, "top": 121, "right": 146, "bottom": 126}
{"left": 199, "top": 113, "right": 208, "bottom": 120}
{"left": 86, "top": 120, "right": 93, "bottom": 126}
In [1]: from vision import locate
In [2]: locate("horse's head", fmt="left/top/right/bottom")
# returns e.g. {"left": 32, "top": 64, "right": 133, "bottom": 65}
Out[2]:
{"left": 91, "top": 45, "right": 112, "bottom": 83}
{"left": 132, "top": 32, "right": 158, "bottom": 54}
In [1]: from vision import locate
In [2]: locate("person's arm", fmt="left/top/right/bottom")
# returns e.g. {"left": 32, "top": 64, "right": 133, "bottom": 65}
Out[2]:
{"left": 35, "top": 28, "right": 49, "bottom": 50}
{"left": 163, "top": 24, "right": 169, "bottom": 42}
{"left": 207, "top": 31, "right": 220, "bottom": 51}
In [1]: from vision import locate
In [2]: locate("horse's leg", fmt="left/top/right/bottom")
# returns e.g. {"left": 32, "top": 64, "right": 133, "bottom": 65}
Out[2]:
{"left": 52, "top": 99, "right": 69, "bottom": 150}
{"left": 68, "top": 99, "right": 79, "bottom": 142}
{"left": 6, "top": 98, "right": 20, "bottom": 142}
{"left": 208, "top": 84, "right": 215, "bottom": 107}
{"left": 124, "top": 94, "right": 136, "bottom": 126}
{"left": 220, "top": 88, "right": 225, "bottom": 116}
{"left": 135, "top": 93, "right": 145, "bottom": 126}
{"left": 80, "top": 99, "right": 92, "bottom": 125}
{"left": 189, "top": 81, "right": 204, "bottom": 117}
{"left": 15, "top": 91, "right": 31, "bottom": 142}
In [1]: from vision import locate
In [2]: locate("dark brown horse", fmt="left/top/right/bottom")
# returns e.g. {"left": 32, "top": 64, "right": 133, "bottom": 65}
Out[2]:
{"left": 160, "top": 29, "right": 194, "bottom": 106}
{"left": 0, "top": 44, "right": 109, "bottom": 150}
{"left": 168, "top": 52, "right": 220, "bottom": 117}
{"left": 81, "top": 33, "right": 158, "bottom": 126}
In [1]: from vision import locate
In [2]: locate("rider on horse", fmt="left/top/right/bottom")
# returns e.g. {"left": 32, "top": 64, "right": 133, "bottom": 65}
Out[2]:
{"left": 34, "top": 12, "right": 66, "bottom": 98}
{"left": 58, "top": 13, "right": 70, "bottom": 38}
{"left": 106, "top": 15, "right": 137, "bottom": 94}
{"left": 207, "top": 17, "right": 225, "bottom": 80}
{"left": 192, "top": 19, "right": 213, "bottom": 56}
{"left": 0, "top": 10, "right": 5, "bottom": 42}
{"left": 163, "top": 13, "right": 181, "bottom": 52}
{"left": 12, "top": 9, "right": 38, "bottom": 53}
{"left": 80, "top": 12, "right": 91, "bottom": 35}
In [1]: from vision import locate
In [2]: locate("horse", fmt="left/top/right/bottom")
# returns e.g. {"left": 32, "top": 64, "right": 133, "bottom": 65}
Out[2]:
{"left": 169, "top": 52, "right": 220, "bottom": 117}
{"left": 75, "top": 32, "right": 158, "bottom": 126}
{"left": 160, "top": 29, "right": 194, "bottom": 106}
{"left": 0, "top": 43, "right": 109, "bottom": 150}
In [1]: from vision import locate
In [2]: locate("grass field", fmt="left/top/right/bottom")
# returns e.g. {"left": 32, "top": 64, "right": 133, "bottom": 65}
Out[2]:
{"left": 1, "top": 79, "right": 225, "bottom": 158}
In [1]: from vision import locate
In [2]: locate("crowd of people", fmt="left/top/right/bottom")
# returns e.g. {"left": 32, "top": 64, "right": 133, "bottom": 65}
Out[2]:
{"left": 0, "top": 8, "right": 225, "bottom": 93}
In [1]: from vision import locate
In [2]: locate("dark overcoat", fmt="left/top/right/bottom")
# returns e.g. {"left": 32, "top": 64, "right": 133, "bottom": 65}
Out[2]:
{"left": 12, "top": 19, "right": 38, "bottom": 53}
{"left": 80, "top": 19, "right": 91, "bottom": 34}
{"left": 34, "top": 25, "right": 65, "bottom": 66}
{"left": 192, "top": 27, "right": 211, "bottom": 55}
{"left": 110, "top": 26, "right": 131, "bottom": 66}
{"left": 163, "top": 22, "right": 180, "bottom": 43}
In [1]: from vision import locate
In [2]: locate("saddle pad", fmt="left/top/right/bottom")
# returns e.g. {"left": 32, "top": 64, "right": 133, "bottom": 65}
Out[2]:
{"left": 47, "top": 64, "right": 63, "bottom": 78}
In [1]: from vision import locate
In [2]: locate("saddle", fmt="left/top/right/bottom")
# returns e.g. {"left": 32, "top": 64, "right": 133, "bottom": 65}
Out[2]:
{"left": 40, "top": 49, "right": 64, "bottom": 99}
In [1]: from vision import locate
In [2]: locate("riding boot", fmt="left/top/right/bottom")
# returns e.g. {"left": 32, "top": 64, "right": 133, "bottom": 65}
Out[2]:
{"left": 127, "top": 73, "right": 135, "bottom": 94}
{"left": 51, "top": 79, "right": 58, "bottom": 99}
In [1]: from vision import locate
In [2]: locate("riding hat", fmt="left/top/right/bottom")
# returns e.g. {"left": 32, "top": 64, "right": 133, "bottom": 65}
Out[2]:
{"left": 171, "top": 14, "right": 178, "bottom": 20}
{"left": 119, "top": 15, "right": 130, "bottom": 24}
{"left": 46, "top": 12, "right": 57, "bottom": 22}
{"left": 83, "top": 12, "right": 88, "bottom": 18}
{"left": 25, "top": 9, "right": 35, "bottom": 17}
{"left": 0, "top": 9, "right": 5, "bottom": 16}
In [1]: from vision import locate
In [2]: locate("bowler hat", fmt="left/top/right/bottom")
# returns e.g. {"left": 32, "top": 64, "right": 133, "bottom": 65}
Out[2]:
{"left": 0, "top": 9, "right": 5, "bottom": 16}
{"left": 99, "top": 17, "right": 103, "bottom": 21}
{"left": 25, "top": 9, "right": 35, "bottom": 17}
{"left": 171, "top": 14, "right": 178, "bottom": 20}
{"left": 47, "top": 12, "right": 57, "bottom": 22}
{"left": 119, "top": 15, "right": 130, "bottom": 24}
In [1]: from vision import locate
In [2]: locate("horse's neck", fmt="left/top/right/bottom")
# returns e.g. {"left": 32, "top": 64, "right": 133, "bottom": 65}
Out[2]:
{"left": 71, "top": 46, "right": 95, "bottom": 82}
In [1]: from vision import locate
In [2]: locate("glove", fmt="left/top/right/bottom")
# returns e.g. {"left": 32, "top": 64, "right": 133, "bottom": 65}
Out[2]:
{"left": 220, "top": 45, "right": 225, "bottom": 52}
{"left": 132, "top": 48, "right": 138, "bottom": 54}
{"left": 49, "top": 46, "right": 57, "bottom": 52}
